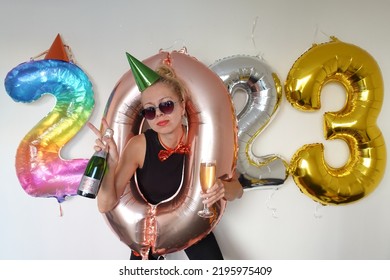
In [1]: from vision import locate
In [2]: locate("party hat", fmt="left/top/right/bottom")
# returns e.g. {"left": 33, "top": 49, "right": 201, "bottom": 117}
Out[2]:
{"left": 126, "top": 52, "right": 160, "bottom": 92}
{"left": 45, "top": 34, "right": 69, "bottom": 62}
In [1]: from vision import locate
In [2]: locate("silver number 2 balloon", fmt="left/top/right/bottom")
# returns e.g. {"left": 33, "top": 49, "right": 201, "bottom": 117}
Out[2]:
{"left": 210, "top": 55, "right": 288, "bottom": 190}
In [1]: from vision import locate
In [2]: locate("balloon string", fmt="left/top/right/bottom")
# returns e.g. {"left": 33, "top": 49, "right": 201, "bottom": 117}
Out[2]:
{"left": 312, "top": 24, "right": 332, "bottom": 43}
{"left": 30, "top": 45, "right": 75, "bottom": 63}
{"left": 159, "top": 39, "right": 187, "bottom": 53}
{"left": 64, "top": 44, "right": 75, "bottom": 63}
{"left": 313, "top": 203, "right": 323, "bottom": 219}
{"left": 59, "top": 203, "right": 63, "bottom": 217}
{"left": 30, "top": 50, "right": 48, "bottom": 61}
{"left": 163, "top": 53, "right": 172, "bottom": 66}
{"left": 251, "top": 16, "right": 263, "bottom": 59}
{"left": 265, "top": 189, "right": 278, "bottom": 218}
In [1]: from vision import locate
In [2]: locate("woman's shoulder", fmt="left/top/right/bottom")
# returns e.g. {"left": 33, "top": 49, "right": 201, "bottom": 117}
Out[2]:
{"left": 128, "top": 132, "right": 147, "bottom": 148}
{"left": 121, "top": 133, "right": 146, "bottom": 167}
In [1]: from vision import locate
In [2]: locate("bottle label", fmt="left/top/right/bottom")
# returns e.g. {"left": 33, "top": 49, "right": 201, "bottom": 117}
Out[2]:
{"left": 78, "top": 176, "right": 101, "bottom": 195}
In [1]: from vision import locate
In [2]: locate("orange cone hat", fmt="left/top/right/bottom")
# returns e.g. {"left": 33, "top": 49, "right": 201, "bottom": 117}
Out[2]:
{"left": 45, "top": 34, "right": 69, "bottom": 62}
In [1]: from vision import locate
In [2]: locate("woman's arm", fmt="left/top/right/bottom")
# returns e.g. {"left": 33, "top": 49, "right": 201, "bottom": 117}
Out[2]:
{"left": 88, "top": 119, "right": 144, "bottom": 213}
{"left": 221, "top": 171, "right": 243, "bottom": 201}
{"left": 97, "top": 134, "right": 144, "bottom": 213}
{"left": 202, "top": 171, "right": 243, "bottom": 208}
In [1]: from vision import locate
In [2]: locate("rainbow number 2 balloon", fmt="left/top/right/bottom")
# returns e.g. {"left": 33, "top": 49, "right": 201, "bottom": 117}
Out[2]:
{"left": 5, "top": 59, "right": 94, "bottom": 203}
{"left": 285, "top": 37, "right": 386, "bottom": 205}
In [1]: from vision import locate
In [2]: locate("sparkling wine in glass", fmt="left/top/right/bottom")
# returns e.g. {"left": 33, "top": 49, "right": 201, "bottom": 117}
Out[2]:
{"left": 198, "top": 160, "right": 216, "bottom": 218}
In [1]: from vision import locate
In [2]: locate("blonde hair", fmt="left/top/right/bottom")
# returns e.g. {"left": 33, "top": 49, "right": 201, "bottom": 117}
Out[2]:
{"left": 155, "top": 65, "right": 187, "bottom": 101}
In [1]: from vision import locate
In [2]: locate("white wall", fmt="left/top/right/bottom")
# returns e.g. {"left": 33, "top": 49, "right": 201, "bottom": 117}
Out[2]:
{"left": 1, "top": 0, "right": 389, "bottom": 260}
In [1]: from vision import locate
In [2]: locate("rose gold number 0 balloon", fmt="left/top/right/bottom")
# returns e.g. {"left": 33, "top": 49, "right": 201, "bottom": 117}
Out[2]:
{"left": 102, "top": 50, "right": 237, "bottom": 258}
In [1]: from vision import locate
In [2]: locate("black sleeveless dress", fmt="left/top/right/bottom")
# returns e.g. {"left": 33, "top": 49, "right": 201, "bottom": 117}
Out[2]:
{"left": 136, "top": 129, "right": 184, "bottom": 204}
{"left": 130, "top": 129, "right": 223, "bottom": 260}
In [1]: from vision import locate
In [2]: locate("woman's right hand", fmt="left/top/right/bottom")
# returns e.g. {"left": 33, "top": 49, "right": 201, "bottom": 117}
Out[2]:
{"left": 87, "top": 118, "right": 119, "bottom": 167}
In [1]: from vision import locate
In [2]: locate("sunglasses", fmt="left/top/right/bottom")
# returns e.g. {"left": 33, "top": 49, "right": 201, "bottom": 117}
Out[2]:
{"left": 140, "top": 100, "right": 180, "bottom": 120}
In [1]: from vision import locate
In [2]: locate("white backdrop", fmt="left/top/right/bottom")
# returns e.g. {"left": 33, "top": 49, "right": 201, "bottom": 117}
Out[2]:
{"left": 1, "top": 0, "right": 389, "bottom": 260}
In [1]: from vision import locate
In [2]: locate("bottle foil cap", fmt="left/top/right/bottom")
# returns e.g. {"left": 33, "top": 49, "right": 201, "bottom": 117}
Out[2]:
{"left": 104, "top": 128, "right": 114, "bottom": 138}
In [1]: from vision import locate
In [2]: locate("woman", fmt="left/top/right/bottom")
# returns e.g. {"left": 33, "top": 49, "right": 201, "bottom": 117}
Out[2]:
{"left": 88, "top": 55, "right": 243, "bottom": 259}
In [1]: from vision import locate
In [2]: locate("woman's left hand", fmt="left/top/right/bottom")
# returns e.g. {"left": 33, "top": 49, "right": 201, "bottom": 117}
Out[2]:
{"left": 201, "top": 179, "right": 225, "bottom": 208}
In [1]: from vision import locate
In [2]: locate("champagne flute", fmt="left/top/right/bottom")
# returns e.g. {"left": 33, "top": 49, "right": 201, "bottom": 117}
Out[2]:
{"left": 198, "top": 159, "right": 216, "bottom": 218}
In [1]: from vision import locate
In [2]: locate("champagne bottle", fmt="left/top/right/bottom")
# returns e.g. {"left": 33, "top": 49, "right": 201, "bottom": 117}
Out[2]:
{"left": 77, "top": 128, "right": 113, "bottom": 198}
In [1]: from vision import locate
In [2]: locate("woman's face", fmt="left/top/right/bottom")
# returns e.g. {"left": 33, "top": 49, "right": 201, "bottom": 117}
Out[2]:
{"left": 141, "top": 82, "right": 185, "bottom": 134}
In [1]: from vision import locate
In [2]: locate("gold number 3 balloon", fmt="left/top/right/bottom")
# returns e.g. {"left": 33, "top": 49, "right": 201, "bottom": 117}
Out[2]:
{"left": 285, "top": 37, "right": 386, "bottom": 205}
